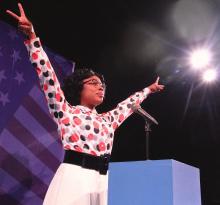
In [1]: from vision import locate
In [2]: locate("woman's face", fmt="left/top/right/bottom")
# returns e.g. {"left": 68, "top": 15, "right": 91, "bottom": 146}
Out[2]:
{"left": 80, "top": 75, "right": 105, "bottom": 109}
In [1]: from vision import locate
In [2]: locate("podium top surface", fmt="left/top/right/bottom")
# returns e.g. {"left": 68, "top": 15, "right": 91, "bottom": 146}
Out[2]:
{"left": 109, "top": 159, "right": 199, "bottom": 171}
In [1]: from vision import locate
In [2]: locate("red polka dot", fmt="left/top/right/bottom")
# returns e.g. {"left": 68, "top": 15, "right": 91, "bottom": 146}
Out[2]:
{"left": 56, "top": 93, "right": 62, "bottom": 102}
{"left": 61, "top": 128, "right": 65, "bottom": 135}
{"left": 43, "top": 84, "right": 48, "bottom": 91}
{"left": 53, "top": 73, "right": 57, "bottom": 82}
{"left": 73, "top": 117, "right": 82, "bottom": 125}
{"left": 98, "top": 142, "right": 106, "bottom": 151}
{"left": 73, "top": 109, "right": 80, "bottom": 114}
{"left": 36, "top": 67, "right": 41, "bottom": 75}
{"left": 90, "top": 151, "right": 97, "bottom": 156}
{"left": 61, "top": 117, "right": 70, "bottom": 125}
{"left": 113, "top": 122, "right": 118, "bottom": 130}
{"left": 32, "top": 52, "right": 38, "bottom": 60}
{"left": 62, "top": 103, "right": 66, "bottom": 111}
{"left": 93, "top": 121, "right": 99, "bottom": 129}
{"left": 46, "top": 61, "right": 51, "bottom": 69}
{"left": 70, "top": 134, "right": 79, "bottom": 142}
{"left": 119, "top": 114, "right": 124, "bottom": 122}
{"left": 75, "top": 146, "right": 83, "bottom": 152}
{"left": 87, "top": 133, "right": 94, "bottom": 140}
{"left": 64, "top": 145, "right": 71, "bottom": 150}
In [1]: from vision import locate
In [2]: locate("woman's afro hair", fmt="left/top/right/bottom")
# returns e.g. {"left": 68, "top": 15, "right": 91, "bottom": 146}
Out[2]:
{"left": 62, "top": 68, "right": 105, "bottom": 106}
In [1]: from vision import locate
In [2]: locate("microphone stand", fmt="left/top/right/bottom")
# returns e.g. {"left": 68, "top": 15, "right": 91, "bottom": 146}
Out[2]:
{"left": 144, "top": 120, "right": 152, "bottom": 160}
{"left": 131, "top": 104, "right": 158, "bottom": 160}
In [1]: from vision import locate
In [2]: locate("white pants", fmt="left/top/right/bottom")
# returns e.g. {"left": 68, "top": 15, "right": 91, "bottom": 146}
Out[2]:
{"left": 43, "top": 163, "right": 108, "bottom": 205}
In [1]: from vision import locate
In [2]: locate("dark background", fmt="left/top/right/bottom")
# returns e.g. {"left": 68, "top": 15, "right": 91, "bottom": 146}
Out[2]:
{"left": 1, "top": 0, "right": 220, "bottom": 204}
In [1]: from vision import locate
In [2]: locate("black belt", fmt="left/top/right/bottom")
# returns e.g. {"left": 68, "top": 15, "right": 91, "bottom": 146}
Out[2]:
{"left": 63, "top": 150, "right": 110, "bottom": 175}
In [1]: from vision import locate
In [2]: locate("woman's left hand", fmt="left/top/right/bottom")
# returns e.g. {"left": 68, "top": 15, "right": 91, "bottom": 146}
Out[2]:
{"left": 6, "top": 3, "right": 36, "bottom": 39}
{"left": 148, "top": 77, "right": 164, "bottom": 93}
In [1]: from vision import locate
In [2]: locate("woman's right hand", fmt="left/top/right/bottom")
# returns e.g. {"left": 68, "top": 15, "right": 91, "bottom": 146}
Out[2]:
{"left": 147, "top": 77, "right": 165, "bottom": 93}
{"left": 6, "top": 3, "right": 36, "bottom": 39}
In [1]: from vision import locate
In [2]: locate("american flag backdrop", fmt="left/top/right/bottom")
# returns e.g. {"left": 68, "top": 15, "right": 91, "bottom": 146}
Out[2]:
{"left": 0, "top": 20, "right": 75, "bottom": 205}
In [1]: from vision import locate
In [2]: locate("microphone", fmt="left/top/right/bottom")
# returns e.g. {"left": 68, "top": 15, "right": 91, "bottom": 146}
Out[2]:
{"left": 131, "top": 104, "right": 158, "bottom": 125}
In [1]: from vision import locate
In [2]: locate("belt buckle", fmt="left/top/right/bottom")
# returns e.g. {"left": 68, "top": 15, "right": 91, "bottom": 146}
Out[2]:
{"left": 81, "top": 155, "right": 87, "bottom": 168}
{"left": 99, "top": 154, "right": 110, "bottom": 175}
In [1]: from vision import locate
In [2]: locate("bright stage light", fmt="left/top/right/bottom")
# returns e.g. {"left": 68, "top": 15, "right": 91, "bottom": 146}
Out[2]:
{"left": 190, "top": 49, "right": 211, "bottom": 69}
{"left": 202, "top": 69, "right": 217, "bottom": 83}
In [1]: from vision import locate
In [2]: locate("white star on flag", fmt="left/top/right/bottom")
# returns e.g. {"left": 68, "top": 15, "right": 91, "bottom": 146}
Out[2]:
{"left": 14, "top": 71, "right": 25, "bottom": 85}
{"left": 0, "top": 70, "right": 7, "bottom": 83}
{"left": 11, "top": 49, "right": 22, "bottom": 63}
{"left": 0, "top": 92, "right": 10, "bottom": 106}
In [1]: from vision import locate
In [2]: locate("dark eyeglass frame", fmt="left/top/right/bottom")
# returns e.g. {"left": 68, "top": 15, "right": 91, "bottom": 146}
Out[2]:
{"left": 83, "top": 79, "right": 106, "bottom": 89}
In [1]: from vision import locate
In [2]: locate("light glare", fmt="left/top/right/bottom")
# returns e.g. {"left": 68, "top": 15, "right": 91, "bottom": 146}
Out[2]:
{"left": 190, "top": 49, "right": 211, "bottom": 69}
{"left": 202, "top": 69, "right": 217, "bottom": 83}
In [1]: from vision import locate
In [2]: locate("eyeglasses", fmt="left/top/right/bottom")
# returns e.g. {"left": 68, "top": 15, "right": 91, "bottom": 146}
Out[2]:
{"left": 83, "top": 79, "right": 106, "bottom": 89}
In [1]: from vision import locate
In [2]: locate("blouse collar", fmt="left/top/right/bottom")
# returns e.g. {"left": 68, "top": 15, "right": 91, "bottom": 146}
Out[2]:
{"left": 76, "top": 105, "right": 97, "bottom": 114}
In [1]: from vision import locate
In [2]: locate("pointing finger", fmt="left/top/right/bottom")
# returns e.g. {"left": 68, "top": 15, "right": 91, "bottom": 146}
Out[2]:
{"left": 155, "top": 76, "right": 160, "bottom": 84}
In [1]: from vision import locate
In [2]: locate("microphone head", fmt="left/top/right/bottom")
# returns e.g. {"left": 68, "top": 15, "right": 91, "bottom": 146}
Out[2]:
{"left": 131, "top": 104, "right": 140, "bottom": 112}
{"left": 131, "top": 104, "right": 158, "bottom": 125}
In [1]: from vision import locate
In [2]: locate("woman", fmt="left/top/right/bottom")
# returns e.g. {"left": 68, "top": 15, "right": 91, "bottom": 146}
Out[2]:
{"left": 6, "top": 3, "right": 164, "bottom": 205}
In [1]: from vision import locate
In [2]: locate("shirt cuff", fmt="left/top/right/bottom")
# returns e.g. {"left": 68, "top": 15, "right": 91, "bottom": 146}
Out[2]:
{"left": 24, "top": 37, "right": 41, "bottom": 49}
{"left": 143, "top": 87, "right": 151, "bottom": 97}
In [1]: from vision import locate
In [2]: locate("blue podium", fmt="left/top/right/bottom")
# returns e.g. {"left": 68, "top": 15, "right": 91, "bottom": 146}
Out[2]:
{"left": 108, "top": 160, "right": 201, "bottom": 205}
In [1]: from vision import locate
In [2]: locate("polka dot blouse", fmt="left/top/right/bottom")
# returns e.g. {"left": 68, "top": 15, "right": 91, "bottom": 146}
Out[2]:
{"left": 24, "top": 38, "right": 150, "bottom": 156}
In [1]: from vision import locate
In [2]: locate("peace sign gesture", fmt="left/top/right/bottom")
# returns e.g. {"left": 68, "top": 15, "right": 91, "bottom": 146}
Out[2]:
{"left": 148, "top": 77, "right": 165, "bottom": 93}
{"left": 6, "top": 3, "right": 36, "bottom": 39}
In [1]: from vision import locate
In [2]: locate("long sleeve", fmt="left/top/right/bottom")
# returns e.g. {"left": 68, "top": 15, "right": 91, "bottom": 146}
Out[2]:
{"left": 106, "top": 87, "right": 151, "bottom": 130}
{"left": 24, "top": 38, "right": 71, "bottom": 125}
